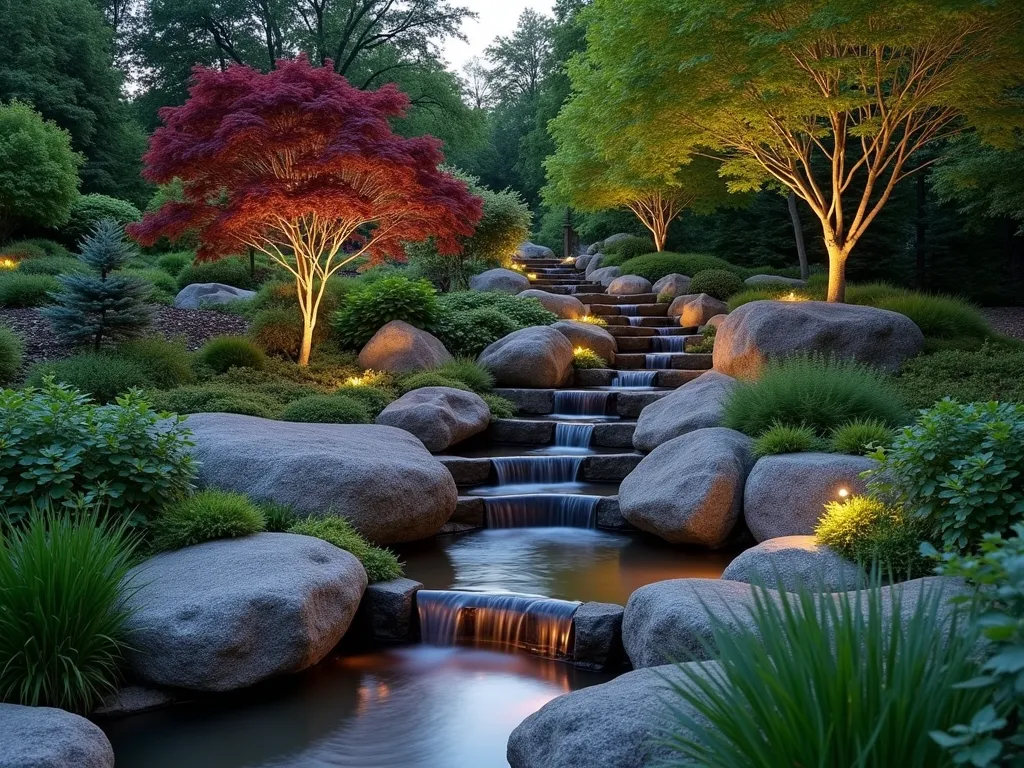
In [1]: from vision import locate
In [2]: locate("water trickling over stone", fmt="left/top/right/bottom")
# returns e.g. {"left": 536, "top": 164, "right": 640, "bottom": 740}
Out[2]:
{"left": 651, "top": 336, "right": 686, "bottom": 352}
{"left": 554, "top": 422, "right": 594, "bottom": 448}
{"left": 611, "top": 370, "right": 658, "bottom": 388}
{"left": 493, "top": 456, "right": 583, "bottom": 485}
{"left": 628, "top": 317, "right": 644, "bottom": 327}
{"left": 483, "top": 494, "right": 600, "bottom": 529}
{"left": 552, "top": 390, "right": 610, "bottom": 417}
{"left": 646, "top": 353, "right": 674, "bottom": 369}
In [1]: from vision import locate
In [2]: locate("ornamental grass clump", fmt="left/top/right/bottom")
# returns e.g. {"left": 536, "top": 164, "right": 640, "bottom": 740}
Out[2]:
{"left": 433, "top": 358, "right": 495, "bottom": 393}
{"left": 0, "top": 326, "right": 23, "bottom": 385}
{"left": 572, "top": 348, "right": 607, "bottom": 369}
{"left": 150, "top": 490, "right": 266, "bottom": 551}
{"left": 830, "top": 417, "right": 895, "bottom": 455}
{"left": 287, "top": 515, "right": 402, "bottom": 582}
{"left": 752, "top": 422, "right": 825, "bottom": 458}
{"left": 196, "top": 336, "right": 266, "bottom": 374}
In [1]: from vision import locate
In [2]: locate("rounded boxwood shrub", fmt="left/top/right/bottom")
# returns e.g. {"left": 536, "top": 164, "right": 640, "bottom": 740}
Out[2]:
{"left": 689, "top": 269, "right": 746, "bottom": 300}
{"left": 150, "top": 490, "right": 266, "bottom": 552}
{"left": 6, "top": 238, "right": 70, "bottom": 260}
{"left": 815, "top": 495, "right": 930, "bottom": 578}
{"left": 148, "top": 385, "right": 279, "bottom": 418}
{"left": 332, "top": 276, "right": 439, "bottom": 349}
{"left": 830, "top": 418, "right": 894, "bottom": 455}
{"left": 438, "top": 291, "right": 557, "bottom": 328}
{"left": 177, "top": 257, "right": 260, "bottom": 291}
{"left": 280, "top": 394, "right": 371, "bottom": 424}
{"left": 65, "top": 194, "right": 142, "bottom": 242}
{"left": 0, "top": 326, "right": 23, "bottom": 385}
{"left": 752, "top": 423, "right": 825, "bottom": 458}
{"left": 481, "top": 393, "right": 517, "bottom": 420}
{"left": 15, "top": 256, "right": 84, "bottom": 276}
{"left": 117, "top": 337, "right": 194, "bottom": 390}
{"left": 335, "top": 385, "right": 395, "bottom": 418}
{"left": 572, "top": 348, "right": 607, "bottom": 369}
{"left": 197, "top": 336, "right": 266, "bottom": 374}
{"left": 617, "top": 253, "right": 744, "bottom": 283}
{"left": 26, "top": 353, "right": 154, "bottom": 403}
{"left": 397, "top": 372, "right": 471, "bottom": 394}
{"left": 126, "top": 267, "right": 178, "bottom": 302}
{"left": 156, "top": 252, "right": 192, "bottom": 277}
{"left": 602, "top": 235, "right": 654, "bottom": 261}
{"left": 0, "top": 273, "right": 59, "bottom": 308}
{"left": 287, "top": 515, "right": 402, "bottom": 582}
{"left": 434, "top": 308, "right": 519, "bottom": 359}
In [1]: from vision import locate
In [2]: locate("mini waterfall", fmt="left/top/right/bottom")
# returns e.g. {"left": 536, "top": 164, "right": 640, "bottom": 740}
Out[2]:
{"left": 493, "top": 456, "right": 582, "bottom": 485}
{"left": 483, "top": 495, "right": 600, "bottom": 528}
{"left": 619, "top": 305, "right": 640, "bottom": 316}
{"left": 651, "top": 336, "right": 686, "bottom": 352}
{"left": 646, "top": 353, "right": 673, "bottom": 369}
{"left": 417, "top": 590, "right": 579, "bottom": 659}
{"left": 611, "top": 370, "right": 658, "bottom": 388}
{"left": 655, "top": 327, "right": 679, "bottom": 335}
{"left": 628, "top": 317, "right": 644, "bottom": 327}
{"left": 552, "top": 390, "right": 610, "bottom": 417}
{"left": 554, "top": 422, "right": 594, "bottom": 448}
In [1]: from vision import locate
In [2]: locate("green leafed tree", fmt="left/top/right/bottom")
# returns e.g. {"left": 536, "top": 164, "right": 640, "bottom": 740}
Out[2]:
{"left": 580, "top": 0, "right": 1024, "bottom": 300}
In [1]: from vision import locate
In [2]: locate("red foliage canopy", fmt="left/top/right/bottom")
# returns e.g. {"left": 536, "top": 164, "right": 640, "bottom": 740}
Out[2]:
{"left": 130, "top": 56, "right": 482, "bottom": 264}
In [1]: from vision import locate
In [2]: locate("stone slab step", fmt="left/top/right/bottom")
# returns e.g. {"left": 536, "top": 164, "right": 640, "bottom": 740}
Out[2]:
{"left": 606, "top": 326, "right": 693, "bottom": 337}
{"left": 615, "top": 335, "right": 703, "bottom": 353}
{"left": 492, "top": 388, "right": 670, "bottom": 419}
{"left": 601, "top": 316, "right": 675, "bottom": 327}
{"left": 590, "top": 303, "right": 668, "bottom": 317}
{"left": 545, "top": 285, "right": 605, "bottom": 295}
{"left": 486, "top": 418, "right": 636, "bottom": 448}
{"left": 437, "top": 452, "right": 643, "bottom": 486}
{"left": 614, "top": 352, "right": 714, "bottom": 370}
{"left": 514, "top": 257, "right": 565, "bottom": 265}
{"left": 452, "top": 495, "right": 631, "bottom": 532}
{"left": 574, "top": 368, "right": 705, "bottom": 388}
{"left": 574, "top": 293, "right": 659, "bottom": 305}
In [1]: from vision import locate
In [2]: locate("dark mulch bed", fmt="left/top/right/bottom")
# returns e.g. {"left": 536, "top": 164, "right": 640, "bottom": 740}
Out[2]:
{"left": 0, "top": 305, "right": 250, "bottom": 371}
{"left": 982, "top": 308, "right": 1024, "bottom": 341}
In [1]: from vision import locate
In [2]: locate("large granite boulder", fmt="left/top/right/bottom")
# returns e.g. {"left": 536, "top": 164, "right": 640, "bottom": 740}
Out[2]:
{"left": 744, "top": 453, "right": 875, "bottom": 542}
{"left": 358, "top": 320, "right": 453, "bottom": 374}
{"left": 376, "top": 386, "right": 490, "bottom": 452}
{"left": 575, "top": 254, "right": 594, "bottom": 271}
{"left": 668, "top": 293, "right": 728, "bottom": 327}
{"left": 607, "top": 275, "right": 653, "bottom": 296}
{"left": 588, "top": 266, "right": 622, "bottom": 287}
{"left": 584, "top": 255, "right": 607, "bottom": 278}
{"left": 518, "top": 289, "right": 586, "bottom": 320}
{"left": 507, "top": 662, "right": 717, "bottom": 768}
{"left": 174, "top": 282, "right": 256, "bottom": 309}
{"left": 124, "top": 534, "right": 366, "bottom": 692}
{"left": 553, "top": 320, "right": 617, "bottom": 364}
{"left": 744, "top": 274, "right": 807, "bottom": 287}
{"left": 619, "top": 428, "right": 754, "bottom": 546}
{"left": 714, "top": 300, "right": 925, "bottom": 378}
{"left": 601, "top": 233, "right": 633, "bottom": 249}
{"left": 623, "top": 576, "right": 971, "bottom": 668}
{"left": 470, "top": 268, "right": 530, "bottom": 295}
{"left": 516, "top": 242, "right": 555, "bottom": 260}
{"left": 0, "top": 705, "right": 115, "bottom": 768}
{"left": 653, "top": 273, "right": 692, "bottom": 299}
{"left": 185, "top": 414, "right": 457, "bottom": 543}
{"left": 632, "top": 371, "right": 737, "bottom": 452}
{"left": 478, "top": 326, "right": 574, "bottom": 388}
{"left": 720, "top": 535, "right": 864, "bottom": 592}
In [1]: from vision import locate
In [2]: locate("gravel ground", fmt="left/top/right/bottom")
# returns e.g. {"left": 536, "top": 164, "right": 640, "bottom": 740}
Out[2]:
{"left": 0, "top": 305, "right": 250, "bottom": 371}
{"left": 982, "top": 308, "right": 1024, "bottom": 341}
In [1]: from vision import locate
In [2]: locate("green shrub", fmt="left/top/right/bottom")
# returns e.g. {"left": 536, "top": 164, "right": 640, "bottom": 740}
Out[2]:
{"left": 0, "top": 326, "right": 23, "bottom": 384}
{"left": 727, "top": 285, "right": 813, "bottom": 311}
{"left": 689, "top": 269, "right": 745, "bottom": 300}
{"left": 434, "top": 307, "right": 519, "bottom": 358}
{"left": 0, "top": 272, "right": 58, "bottom": 307}
{"left": 830, "top": 418, "right": 895, "bottom": 455}
{"left": 0, "top": 382, "right": 195, "bottom": 520}
{"left": 26, "top": 354, "right": 154, "bottom": 403}
{"left": 197, "top": 336, "right": 266, "bottom": 374}
{"left": 481, "top": 393, "right": 517, "bottom": 420}
{"left": 260, "top": 502, "right": 298, "bottom": 532}
{"left": 148, "top": 384, "right": 280, "bottom": 418}
{"left": 842, "top": 281, "right": 907, "bottom": 306}
{"left": 0, "top": 243, "right": 47, "bottom": 262}
{"left": 815, "top": 495, "right": 931, "bottom": 578}
{"left": 617, "top": 252, "right": 743, "bottom": 283}
{"left": 753, "top": 423, "right": 825, "bottom": 458}
{"left": 332, "top": 276, "right": 439, "bottom": 349}
{"left": 688, "top": 325, "right": 716, "bottom": 354}
{"left": 724, "top": 355, "right": 909, "bottom": 437}
{"left": 662, "top": 582, "right": 985, "bottom": 768}
{"left": 16, "top": 256, "right": 84, "bottom": 276}
{"left": 602, "top": 235, "right": 654, "bottom": 260}
{"left": 150, "top": 490, "right": 265, "bottom": 551}
{"left": 126, "top": 267, "right": 178, "bottom": 301}
{"left": 397, "top": 371, "right": 472, "bottom": 394}
{"left": 0, "top": 508, "right": 139, "bottom": 713}
{"left": 6, "top": 238, "right": 70, "bottom": 260}
{"left": 249, "top": 306, "right": 305, "bottom": 359}
{"left": 868, "top": 399, "right": 1024, "bottom": 553}
{"left": 280, "top": 394, "right": 371, "bottom": 424}
{"left": 896, "top": 344, "right": 1024, "bottom": 409}
{"left": 438, "top": 291, "right": 558, "bottom": 328}
{"left": 872, "top": 293, "right": 991, "bottom": 341}
{"left": 117, "top": 337, "right": 194, "bottom": 390}
{"left": 334, "top": 385, "right": 395, "bottom": 418}
{"left": 156, "top": 252, "right": 192, "bottom": 277}
{"left": 287, "top": 515, "right": 403, "bottom": 582}
{"left": 572, "top": 348, "right": 607, "bottom": 369}
{"left": 65, "top": 194, "right": 142, "bottom": 242}
{"left": 434, "top": 358, "right": 495, "bottom": 393}
{"left": 216, "top": 366, "right": 319, "bottom": 404}
{"left": 177, "top": 257, "right": 261, "bottom": 290}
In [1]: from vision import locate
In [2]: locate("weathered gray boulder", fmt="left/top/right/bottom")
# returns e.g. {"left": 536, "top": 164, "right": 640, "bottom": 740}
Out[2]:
{"left": 584, "top": 255, "right": 607, "bottom": 278}
{"left": 185, "top": 414, "right": 457, "bottom": 543}
{"left": 553, "top": 320, "right": 617, "bottom": 364}
{"left": 653, "top": 273, "right": 692, "bottom": 299}
{"left": 714, "top": 300, "right": 925, "bottom": 378}
{"left": 588, "top": 266, "right": 622, "bottom": 287}
{"left": 607, "top": 275, "right": 654, "bottom": 296}
{"left": 632, "top": 371, "right": 737, "bottom": 452}
{"left": 721, "top": 536, "right": 864, "bottom": 592}
{"left": 470, "top": 267, "right": 530, "bottom": 295}
{"left": 124, "top": 534, "right": 366, "bottom": 692}
{"left": 744, "top": 274, "right": 808, "bottom": 287}
{"left": 619, "top": 428, "right": 753, "bottom": 546}
{"left": 601, "top": 233, "right": 633, "bottom": 249}
{"left": 0, "top": 705, "right": 115, "bottom": 768}
{"left": 358, "top": 320, "right": 453, "bottom": 374}
{"left": 516, "top": 242, "right": 556, "bottom": 260}
{"left": 575, "top": 254, "right": 594, "bottom": 271}
{"left": 353, "top": 578, "right": 423, "bottom": 644}
{"left": 507, "top": 662, "right": 716, "bottom": 768}
{"left": 518, "top": 289, "right": 586, "bottom": 320}
{"left": 586, "top": 242, "right": 601, "bottom": 255}
{"left": 376, "top": 386, "right": 490, "bottom": 452}
{"left": 669, "top": 293, "right": 728, "bottom": 327}
{"left": 623, "top": 577, "right": 971, "bottom": 668}
{"left": 572, "top": 602, "right": 625, "bottom": 671}
{"left": 174, "top": 282, "right": 256, "bottom": 309}
{"left": 94, "top": 685, "right": 173, "bottom": 717}
{"left": 701, "top": 314, "right": 728, "bottom": 331}
{"left": 744, "top": 453, "right": 875, "bottom": 542}
{"left": 478, "top": 326, "right": 574, "bottom": 388}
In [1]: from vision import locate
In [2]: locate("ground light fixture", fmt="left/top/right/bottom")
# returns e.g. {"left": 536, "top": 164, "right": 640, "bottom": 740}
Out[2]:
{"left": 0, "top": 258, "right": 17, "bottom": 270}
{"left": 837, "top": 487, "right": 850, "bottom": 498}
{"left": 527, "top": 272, "right": 538, "bottom": 280}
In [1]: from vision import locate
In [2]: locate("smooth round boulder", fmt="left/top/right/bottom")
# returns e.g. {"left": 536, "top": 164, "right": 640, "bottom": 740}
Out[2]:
{"left": 632, "top": 371, "right": 737, "bottom": 452}
{"left": 123, "top": 534, "right": 366, "bottom": 692}
{"left": 553, "top": 320, "right": 617, "bottom": 363}
{"left": 601, "top": 233, "right": 632, "bottom": 249}
{"left": 516, "top": 242, "right": 555, "bottom": 260}
{"left": 586, "top": 242, "right": 601, "bottom": 255}
{"left": 517, "top": 289, "right": 586, "bottom": 319}
{"left": 607, "top": 275, "right": 653, "bottom": 296}
{"left": 0, "top": 705, "right": 114, "bottom": 768}
{"left": 720, "top": 535, "right": 864, "bottom": 592}
{"left": 652, "top": 273, "right": 692, "bottom": 299}
{"left": 575, "top": 254, "right": 594, "bottom": 271}
{"left": 714, "top": 300, "right": 925, "bottom": 378}
{"left": 477, "top": 326, "right": 574, "bottom": 388}
{"left": 701, "top": 313, "right": 728, "bottom": 331}
{"left": 619, "top": 427, "right": 754, "bottom": 546}
{"left": 668, "top": 293, "right": 728, "bottom": 327}
{"left": 587, "top": 266, "right": 622, "bottom": 287}
{"left": 185, "top": 414, "right": 457, "bottom": 543}
{"left": 584, "top": 255, "right": 606, "bottom": 277}
{"left": 358, "top": 320, "right": 453, "bottom": 374}
{"left": 744, "top": 274, "right": 808, "bottom": 287}
{"left": 376, "top": 387, "right": 490, "bottom": 452}
{"left": 174, "top": 282, "right": 256, "bottom": 309}
{"left": 744, "top": 452, "right": 875, "bottom": 542}
{"left": 469, "top": 267, "right": 530, "bottom": 295}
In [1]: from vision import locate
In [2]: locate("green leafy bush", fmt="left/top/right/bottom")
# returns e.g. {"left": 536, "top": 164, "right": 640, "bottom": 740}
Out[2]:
{"left": 0, "top": 326, "right": 23, "bottom": 385}
{"left": 434, "top": 358, "right": 495, "bottom": 392}
{"left": 148, "top": 384, "right": 279, "bottom": 418}
{"left": 280, "top": 394, "right": 371, "bottom": 424}
{"left": 724, "top": 355, "right": 909, "bottom": 437}
{"left": 601, "top": 235, "right": 654, "bottom": 260}
{"left": 215, "top": 366, "right": 318, "bottom": 404}
{"left": 177, "top": 257, "right": 261, "bottom": 290}
{"left": 7, "top": 238, "right": 70, "bottom": 260}
{"left": 332, "top": 276, "right": 439, "bottom": 349}
{"left": 816, "top": 495, "right": 930, "bottom": 578}
{"left": 895, "top": 344, "right": 1024, "bottom": 409}
{"left": 150, "top": 490, "right": 265, "bottom": 551}
{"left": 572, "top": 348, "right": 607, "bottom": 369}
{"left": 753, "top": 422, "right": 825, "bottom": 458}
{"left": 438, "top": 291, "right": 557, "bottom": 328}
{"left": 334, "top": 385, "right": 394, "bottom": 418}
{"left": 156, "top": 252, "right": 192, "bottom": 277}
{"left": 868, "top": 399, "right": 1024, "bottom": 552}
{"left": 117, "top": 337, "right": 194, "bottom": 390}
{"left": 0, "top": 243, "right": 47, "bottom": 262}
{"left": 65, "top": 194, "right": 142, "bottom": 242}
{"left": 662, "top": 582, "right": 985, "bottom": 768}
{"left": 0, "top": 272, "right": 58, "bottom": 307}
{"left": 689, "top": 269, "right": 745, "bottom": 300}
{"left": 830, "top": 418, "right": 895, "bottom": 455}
{"left": 688, "top": 325, "right": 716, "bottom": 354}
{"left": 16, "top": 256, "right": 84, "bottom": 276}
{"left": 871, "top": 293, "right": 991, "bottom": 341}
{"left": 0, "top": 382, "right": 195, "bottom": 520}
{"left": 0, "top": 508, "right": 139, "bottom": 713}
{"left": 287, "top": 515, "right": 403, "bottom": 582}
{"left": 126, "top": 267, "right": 178, "bottom": 302}
{"left": 481, "top": 393, "right": 516, "bottom": 420}
{"left": 197, "top": 336, "right": 266, "bottom": 374}
{"left": 616, "top": 252, "right": 743, "bottom": 283}
{"left": 26, "top": 354, "right": 154, "bottom": 403}
{"left": 249, "top": 307, "right": 306, "bottom": 359}
{"left": 397, "top": 371, "right": 471, "bottom": 394}
{"left": 434, "top": 307, "right": 519, "bottom": 358}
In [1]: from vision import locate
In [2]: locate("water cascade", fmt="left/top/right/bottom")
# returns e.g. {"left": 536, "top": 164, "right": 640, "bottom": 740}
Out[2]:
{"left": 619, "top": 304, "right": 640, "bottom": 316}
{"left": 552, "top": 390, "right": 611, "bottom": 417}
{"left": 646, "top": 354, "right": 674, "bottom": 369}
{"left": 628, "top": 317, "right": 644, "bottom": 327}
{"left": 483, "top": 494, "right": 600, "bottom": 529}
{"left": 554, "top": 422, "right": 594, "bottom": 449}
{"left": 493, "top": 456, "right": 583, "bottom": 485}
{"left": 611, "top": 370, "right": 658, "bottom": 388}
{"left": 417, "top": 590, "right": 580, "bottom": 659}
{"left": 651, "top": 336, "right": 686, "bottom": 352}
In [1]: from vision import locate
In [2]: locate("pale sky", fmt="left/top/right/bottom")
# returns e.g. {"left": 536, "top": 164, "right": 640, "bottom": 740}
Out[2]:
{"left": 442, "top": 0, "right": 555, "bottom": 72}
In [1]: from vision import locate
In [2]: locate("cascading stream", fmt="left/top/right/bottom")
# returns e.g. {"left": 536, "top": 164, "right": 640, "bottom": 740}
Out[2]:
{"left": 646, "top": 353, "right": 673, "bottom": 369}
{"left": 483, "top": 495, "right": 600, "bottom": 529}
{"left": 492, "top": 456, "right": 583, "bottom": 485}
{"left": 627, "top": 317, "right": 644, "bottom": 327}
{"left": 554, "top": 422, "right": 594, "bottom": 448}
{"left": 552, "top": 390, "right": 610, "bottom": 417}
{"left": 611, "top": 370, "right": 657, "bottom": 388}
{"left": 651, "top": 336, "right": 686, "bottom": 352}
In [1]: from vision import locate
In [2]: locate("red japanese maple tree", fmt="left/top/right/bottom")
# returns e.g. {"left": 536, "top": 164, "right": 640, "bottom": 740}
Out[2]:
{"left": 130, "top": 56, "right": 482, "bottom": 366}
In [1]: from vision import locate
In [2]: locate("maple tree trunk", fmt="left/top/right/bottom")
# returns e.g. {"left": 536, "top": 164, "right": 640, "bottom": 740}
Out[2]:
{"left": 298, "top": 317, "right": 314, "bottom": 367}
{"left": 824, "top": 240, "right": 848, "bottom": 303}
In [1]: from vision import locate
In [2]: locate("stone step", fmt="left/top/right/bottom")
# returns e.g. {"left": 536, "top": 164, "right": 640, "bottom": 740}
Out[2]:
{"left": 590, "top": 303, "right": 668, "bottom": 317}
{"left": 544, "top": 285, "right": 605, "bottom": 295}
{"left": 530, "top": 279, "right": 589, "bottom": 286}
{"left": 606, "top": 326, "right": 693, "bottom": 337}
{"left": 513, "top": 259, "right": 566, "bottom": 268}
{"left": 492, "top": 388, "right": 670, "bottom": 419}
{"left": 615, "top": 335, "right": 703, "bottom": 353}
{"left": 574, "top": 293, "right": 659, "bottom": 305}
{"left": 574, "top": 368, "right": 705, "bottom": 388}
{"left": 614, "top": 352, "right": 714, "bottom": 370}
{"left": 452, "top": 495, "right": 631, "bottom": 532}
{"left": 601, "top": 316, "right": 675, "bottom": 327}
{"left": 486, "top": 418, "right": 636, "bottom": 448}
{"left": 437, "top": 452, "right": 643, "bottom": 486}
